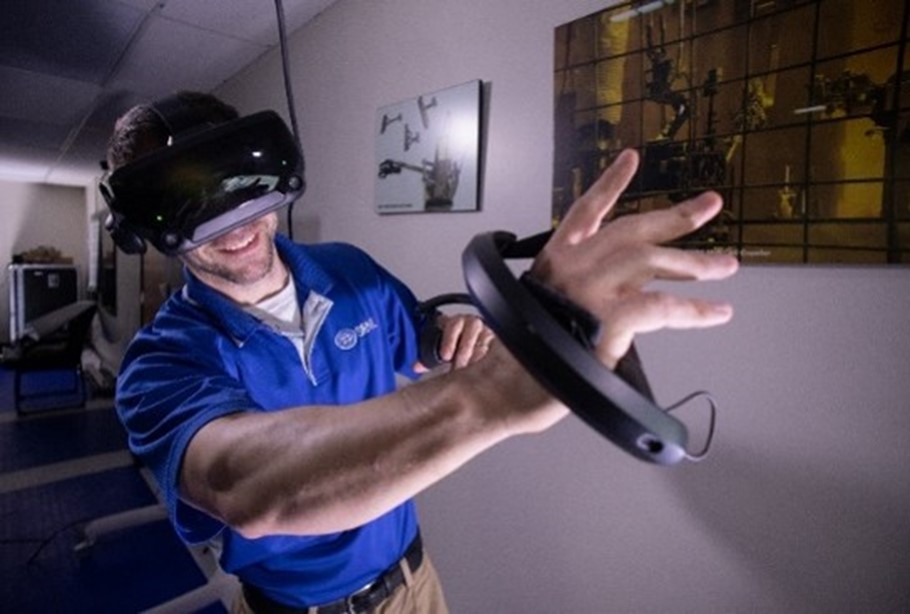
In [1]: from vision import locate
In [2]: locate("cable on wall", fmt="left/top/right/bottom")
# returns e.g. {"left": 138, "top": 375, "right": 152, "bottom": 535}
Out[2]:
{"left": 274, "top": 0, "right": 306, "bottom": 241}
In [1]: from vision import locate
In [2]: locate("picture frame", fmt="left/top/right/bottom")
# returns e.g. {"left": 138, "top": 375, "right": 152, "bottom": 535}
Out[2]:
{"left": 375, "top": 79, "right": 483, "bottom": 214}
{"left": 553, "top": 0, "right": 910, "bottom": 265}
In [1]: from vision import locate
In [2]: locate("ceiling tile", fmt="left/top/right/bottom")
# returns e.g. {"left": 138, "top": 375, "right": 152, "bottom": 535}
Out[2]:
{"left": 114, "top": 0, "right": 161, "bottom": 10}
{"left": 0, "top": 0, "right": 146, "bottom": 84}
{"left": 0, "top": 67, "right": 101, "bottom": 125}
{"left": 0, "top": 116, "right": 71, "bottom": 150}
{"left": 59, "top": 125, "right": 113, "bottom": 172}
{"left": 160, "top": 0, "right": 337, "bottom": 46}
{"left": 106, "top": 14, "right": 268, "bottom": 98}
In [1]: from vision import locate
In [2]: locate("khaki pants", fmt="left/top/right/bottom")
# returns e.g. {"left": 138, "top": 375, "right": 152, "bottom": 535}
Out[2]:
{"left": 233, "top": 552, "right": 449, "bottom": 614}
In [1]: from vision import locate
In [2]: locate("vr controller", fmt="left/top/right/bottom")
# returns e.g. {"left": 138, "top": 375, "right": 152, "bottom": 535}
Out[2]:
{"left": 418, "top": 230, "right": 717, "bottom": 466}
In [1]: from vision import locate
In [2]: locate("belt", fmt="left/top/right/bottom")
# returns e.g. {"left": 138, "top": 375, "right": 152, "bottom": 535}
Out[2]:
{"left": 242, "top": 532, "right": 424, "bottom": 614}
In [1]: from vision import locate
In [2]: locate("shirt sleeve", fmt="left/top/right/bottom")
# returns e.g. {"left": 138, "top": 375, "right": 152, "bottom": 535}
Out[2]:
{"left": 115, "top": 311, "right": 257, "bottom": 544}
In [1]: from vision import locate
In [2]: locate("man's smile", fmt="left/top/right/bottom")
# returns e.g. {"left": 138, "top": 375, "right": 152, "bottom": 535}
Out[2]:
{"left": 217, "top": 231, "right": 258, "bottom": 254}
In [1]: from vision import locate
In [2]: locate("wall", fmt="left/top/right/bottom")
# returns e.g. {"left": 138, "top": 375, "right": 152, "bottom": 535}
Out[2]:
{"left": 85, "top": 188, "right": 142, "bottom": 375}
{"left": 0, "top": 179, "right": 90, "bottom": 343}
{"left": 218, "top": 0, "right": 910, "bottom": 611}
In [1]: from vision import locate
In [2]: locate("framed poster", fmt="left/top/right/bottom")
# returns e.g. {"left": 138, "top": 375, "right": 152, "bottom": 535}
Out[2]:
{"left": 375, "top": 79, "right": 483, "bottom": 214}
{"left": 553, "top": 0, "right": 910, "bottom": 265}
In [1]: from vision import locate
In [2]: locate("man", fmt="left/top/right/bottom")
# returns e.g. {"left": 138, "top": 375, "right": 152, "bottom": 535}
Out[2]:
{"left": 108, "top": 92, "right": 738, "bottom": 613}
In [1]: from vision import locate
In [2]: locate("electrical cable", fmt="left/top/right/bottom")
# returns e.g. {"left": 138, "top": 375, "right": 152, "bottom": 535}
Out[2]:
{"left": 273, "top": 0, "right": 306, "bottom": 241}
{"left": 0, "top": 517, "right": 94, "bottom": 568}
{"left": 664, "top": 390, "right": 718, "bottom": 461}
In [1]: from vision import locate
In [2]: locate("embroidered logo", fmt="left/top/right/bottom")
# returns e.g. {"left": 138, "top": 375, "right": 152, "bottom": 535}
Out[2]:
{"left": 334, "top": 318, "right": 378, "bottom": 351}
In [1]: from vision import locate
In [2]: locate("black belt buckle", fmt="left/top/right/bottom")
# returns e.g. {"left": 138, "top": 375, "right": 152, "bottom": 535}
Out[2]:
{"left": 343, "top": 579, "right": 379, "bottom": 614}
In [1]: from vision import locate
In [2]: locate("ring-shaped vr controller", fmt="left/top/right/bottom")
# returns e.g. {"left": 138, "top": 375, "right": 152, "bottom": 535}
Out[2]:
{"left": 421, "top": 230, "right": 716, "bottom": 466}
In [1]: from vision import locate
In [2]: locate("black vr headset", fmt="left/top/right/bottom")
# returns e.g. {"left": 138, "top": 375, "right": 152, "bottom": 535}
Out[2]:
{"left": 100, "top": 97, "right": 305, "bottom": 255}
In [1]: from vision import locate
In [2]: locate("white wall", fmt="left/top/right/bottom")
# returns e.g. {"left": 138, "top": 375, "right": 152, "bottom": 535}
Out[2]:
{"left": 0, "top": 179, "right": 90, "bottom": 343}
{"left": 218, "top": 0, "right": 910, "bottom": 611}
{"left": 85, "top": 187, "right": 142, "bottom": 374}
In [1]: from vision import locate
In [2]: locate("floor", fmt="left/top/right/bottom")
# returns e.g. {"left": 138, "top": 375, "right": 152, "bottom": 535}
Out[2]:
{"left": 0, "top": 367, "right": 229, "bottom": 613}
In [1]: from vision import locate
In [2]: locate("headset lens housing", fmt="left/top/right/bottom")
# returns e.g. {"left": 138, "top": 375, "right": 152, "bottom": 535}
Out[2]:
{"left": 104, "top": 110, "right": 303, "bottom": 254}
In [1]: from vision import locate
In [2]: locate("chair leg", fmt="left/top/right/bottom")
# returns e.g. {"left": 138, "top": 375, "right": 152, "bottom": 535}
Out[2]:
{"left": 13, "top": 368, "right": 21, "bottom": 414}
{"left": 74, "top": 504, "right": 169, "bottom": 553}
{"left": 75, "top": 366, "right": 87, "bottom": 407}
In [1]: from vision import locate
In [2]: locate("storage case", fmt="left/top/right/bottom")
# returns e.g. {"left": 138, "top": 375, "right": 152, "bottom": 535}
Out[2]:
{"left": 8, "top": 264, "right": 78, "bottom": 343}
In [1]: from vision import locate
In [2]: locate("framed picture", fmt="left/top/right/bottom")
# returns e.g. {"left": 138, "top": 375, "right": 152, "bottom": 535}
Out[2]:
{"left": 553, "top": 0, "right": 910, "bottom": 265}
{"left": 375, "top": 79, "right": 483, "bottom": 214}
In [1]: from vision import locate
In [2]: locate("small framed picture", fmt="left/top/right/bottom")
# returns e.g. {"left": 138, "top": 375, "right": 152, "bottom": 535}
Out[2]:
{"left": 375, "top": 79, "right": 482, "bottom": 214}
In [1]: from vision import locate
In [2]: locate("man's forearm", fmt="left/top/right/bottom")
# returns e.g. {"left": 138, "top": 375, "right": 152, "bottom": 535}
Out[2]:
{"left": 180, "top": 344, "right": 556, "bottom": 538}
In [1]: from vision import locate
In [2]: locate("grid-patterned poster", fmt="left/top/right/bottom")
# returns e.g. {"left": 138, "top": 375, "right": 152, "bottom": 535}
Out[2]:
{"left": 553, "top": 0, "right": 910, "bottom": 265}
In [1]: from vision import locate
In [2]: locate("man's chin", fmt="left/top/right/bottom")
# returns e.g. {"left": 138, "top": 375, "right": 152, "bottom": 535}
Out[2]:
{"left": 220, "top": 257, "right": 274, "bottom": 286}
{"left": 186, "top": 252, "right": 274, "bottom": 287}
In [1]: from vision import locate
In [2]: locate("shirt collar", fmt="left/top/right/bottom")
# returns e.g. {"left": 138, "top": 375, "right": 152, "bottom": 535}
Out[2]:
{"left": 274, "top": 234, "right": 335, "bottom": 297}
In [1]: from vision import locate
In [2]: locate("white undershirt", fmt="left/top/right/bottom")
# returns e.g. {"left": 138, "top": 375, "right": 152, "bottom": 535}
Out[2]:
{"left": 241, "top": 275, "right": 333, "bottom": 385}
{"left": 244, "top": 275, "right": 302, "bottom": 334}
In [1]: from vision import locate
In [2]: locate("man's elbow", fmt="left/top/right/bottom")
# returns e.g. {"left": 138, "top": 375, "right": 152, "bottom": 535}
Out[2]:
{"left": 202, "top": 487, "right": 279, "bottom": 540}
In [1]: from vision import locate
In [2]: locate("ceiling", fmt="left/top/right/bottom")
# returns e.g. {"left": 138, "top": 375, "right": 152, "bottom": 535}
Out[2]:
{"left": 0, "top": 0, "right": 338, "bottom": 187}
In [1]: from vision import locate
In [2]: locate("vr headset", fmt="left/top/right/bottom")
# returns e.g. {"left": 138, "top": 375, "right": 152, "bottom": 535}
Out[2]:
{"left": 100, "top": 99, "right": 304, "bottom": 256}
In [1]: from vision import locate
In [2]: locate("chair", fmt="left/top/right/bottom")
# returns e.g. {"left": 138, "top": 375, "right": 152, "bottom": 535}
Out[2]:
{"left": 8, "top": 300, "right": 97, "bottom": 414}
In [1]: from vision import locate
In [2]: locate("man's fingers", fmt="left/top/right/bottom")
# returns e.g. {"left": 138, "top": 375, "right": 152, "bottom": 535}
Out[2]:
{"left": 600, "top": 191, "right": 724, "bottom": 249}
{"left": 545, "top": 242, "right": 738, "bottom": 315}
{"left": 599, "top": 292, "right": 735, "bottom": 366}
{"left": 436, "top": 315, "right": 463, "bottom": 362}
{"left": 618, "top": 291, "right": 735, "bottom": 331}
{"left": 540, "top": 174, "right": 730, "bottom": 292}
{"left": 609, "top": 243, "right": 739, "bottom": 287}
{"left": 450, "top": 317, "right": 489, "bottom": 368}
{"left": 552, "top": 149, "right": 639, "bottom": 246}
{"left": 437, "top": 315, "right": 492, "bottom": 369}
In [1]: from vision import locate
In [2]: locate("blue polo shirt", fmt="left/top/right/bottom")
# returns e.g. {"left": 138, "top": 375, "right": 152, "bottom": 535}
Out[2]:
{"left": 116, "top": 234, "right": 426, "bottom": 607}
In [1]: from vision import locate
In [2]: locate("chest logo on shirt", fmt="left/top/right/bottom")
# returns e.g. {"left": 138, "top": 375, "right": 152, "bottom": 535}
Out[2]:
{"left": 334, "top": 318, "right": 378, "bottom": 350}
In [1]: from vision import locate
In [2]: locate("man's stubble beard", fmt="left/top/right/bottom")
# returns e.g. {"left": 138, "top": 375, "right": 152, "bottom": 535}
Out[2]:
{"left": 186, "top": 244, "right": 276, "bottom": 286}
{"left": 180, "top": 214, "right": 280, "bottom": 288}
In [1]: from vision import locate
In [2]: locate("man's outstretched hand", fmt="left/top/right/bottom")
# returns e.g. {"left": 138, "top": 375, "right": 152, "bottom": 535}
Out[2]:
{"left": 530, "top": 149, "right": 739, "bottom": 368}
